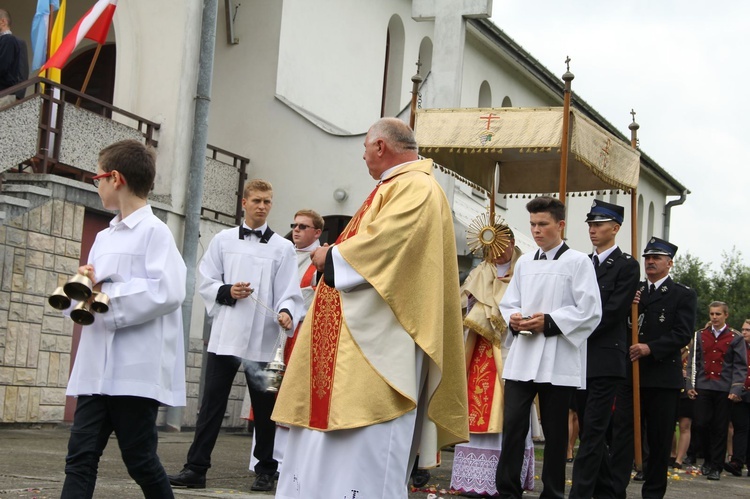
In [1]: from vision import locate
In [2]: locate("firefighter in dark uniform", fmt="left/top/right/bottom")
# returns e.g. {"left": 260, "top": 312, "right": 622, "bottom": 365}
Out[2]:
{"left": 570, "top": 200, "right": 640, "bottom": 499}
{"left": 610, "top": 237, "right": 697, "bottom": 499}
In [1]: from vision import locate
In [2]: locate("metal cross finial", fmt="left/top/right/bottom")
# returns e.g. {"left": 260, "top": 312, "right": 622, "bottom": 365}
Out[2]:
{"left": 630, "top": 109, "right": 637, "bottom": 123}
{"left": 415, "top": 58, "right": 423, "bottom": 75}
{"left": 565, "top": 56, "right": 571, "bottom": 71}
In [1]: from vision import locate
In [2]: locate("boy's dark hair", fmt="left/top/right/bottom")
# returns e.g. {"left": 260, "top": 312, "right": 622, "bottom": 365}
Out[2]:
{"left": 98, "top": 140, "right": 156, "bottom": 199}
{"left": 526, "top": 196, "right": 566, "bottom": 222}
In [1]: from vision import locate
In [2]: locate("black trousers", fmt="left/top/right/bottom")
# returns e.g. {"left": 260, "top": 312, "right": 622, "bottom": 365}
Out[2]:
{"left": 692, "top": 389, "right": 731, "bottom": 471}
{"left": 610, "top": 385, "right": 679, "bottom": 499}
{"left": 730, "top": 400, "right": 750, "bottom": 464}
{"left": 185, "top": 352, "right": 277, "bottom": 475}
{"left": 61, "top": 395, "right": 173, "bottom": 499}
{"left": 570, "top": 376, "right": 621, "bottom": 499}
{"left": 496, "top": 380, "right": 573, "bottom": 499}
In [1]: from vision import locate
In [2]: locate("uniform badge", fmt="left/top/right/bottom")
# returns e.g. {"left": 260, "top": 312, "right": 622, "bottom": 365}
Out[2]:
{"left": 660, "top": 285, "right": 668, "bottom": 293}
{"left": 659, "top": 311, "right": 666, "bottom": 322}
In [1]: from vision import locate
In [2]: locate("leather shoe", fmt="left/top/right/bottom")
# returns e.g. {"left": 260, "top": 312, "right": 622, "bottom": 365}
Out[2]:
{"left": 168, "top": 468, "right": 206, "bottom": 489}
{"left": 411, "top": 469, "right": 431, "bottom": 488}
{"left": 251, "top": 473, "right": 275, "bottom": 492}
{"left": 707, "top": 469, "right": 720, "bottom": 481}
{"left": 724, "top": 460, "right": 743, "bottom": 477}
{"left": 633, "top": 470, "right": 645, "bottom": 481}
{"left": 700, "top": 465, "right": 711, "bottom": 476}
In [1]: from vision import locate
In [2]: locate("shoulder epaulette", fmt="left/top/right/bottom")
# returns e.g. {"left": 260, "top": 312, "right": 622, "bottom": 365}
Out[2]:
{"left": 674, "top": 282, "right": 691, "bottom": 289}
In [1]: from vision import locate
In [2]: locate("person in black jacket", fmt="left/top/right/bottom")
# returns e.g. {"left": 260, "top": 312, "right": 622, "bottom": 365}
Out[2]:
{"left": 570, "top": 200, "right": 640, "bottom": 499}
{"left": 0, "top": 9, "right": 23, "bottom": 107}
{"left": 610, "top": 237, "right": 697, "bottom": 499}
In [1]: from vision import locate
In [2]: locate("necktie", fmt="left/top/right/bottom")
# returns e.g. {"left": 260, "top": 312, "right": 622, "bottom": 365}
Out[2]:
{"left": 539, "top": 253, "right": 547, "bottom": 260}
{"left": 241, "top": 227, "right": 264, "bottom": 239}
{"left": 593, "top": 255, "right": 600, "bottom": 268}
{"left": 649, "top": 283, "right": 656, "bottom": 296}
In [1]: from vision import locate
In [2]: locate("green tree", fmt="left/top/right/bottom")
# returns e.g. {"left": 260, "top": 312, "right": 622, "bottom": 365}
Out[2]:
{"left": 672, "top": 248, "right": 750, "bottom": 331}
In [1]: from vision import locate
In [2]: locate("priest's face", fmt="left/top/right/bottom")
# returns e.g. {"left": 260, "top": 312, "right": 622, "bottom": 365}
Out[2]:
{"left": 529, "top": 212, "right": 564, "bottom": 252}
{"left": 492, "top": 240, "right": 515, "bottom": 265}
{"left": 363, "top": 132, "right": 385, "bottom": 180}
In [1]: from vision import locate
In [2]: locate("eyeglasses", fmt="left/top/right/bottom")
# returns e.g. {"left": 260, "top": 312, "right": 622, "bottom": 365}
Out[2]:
{"left": 91, "top": 171, "right": 114, "bottom": 187}
{"left": 290, "top": 223, "right": 314, "bottom": 230}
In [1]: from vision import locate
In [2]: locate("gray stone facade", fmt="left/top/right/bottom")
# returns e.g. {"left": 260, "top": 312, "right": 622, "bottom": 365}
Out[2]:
{"left": 0, "top": 196, "right": 248, "bottom": 429}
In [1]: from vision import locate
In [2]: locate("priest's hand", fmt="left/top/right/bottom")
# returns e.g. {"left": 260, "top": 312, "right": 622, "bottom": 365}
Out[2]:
{"left": 687, "top": 388, "right": 697, "bottom": 400}
{"left": 633, "top": 289, "right": 641, "bottom": 304}
{"left": 629, "top": 342, "right": 651, "bottom": 361}
{"left": 311, "top": 244, "right": 330, "bottom": 272}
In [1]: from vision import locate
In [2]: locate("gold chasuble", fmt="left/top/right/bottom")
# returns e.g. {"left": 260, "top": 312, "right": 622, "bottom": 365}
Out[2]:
{"left": 273, "top": 159, "right": 469, "bottom": 456}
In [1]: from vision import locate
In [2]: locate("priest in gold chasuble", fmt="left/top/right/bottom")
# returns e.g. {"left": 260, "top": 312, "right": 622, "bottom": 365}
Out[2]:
{"left": 273, "top": 118, "right": 468, "bottom": 499}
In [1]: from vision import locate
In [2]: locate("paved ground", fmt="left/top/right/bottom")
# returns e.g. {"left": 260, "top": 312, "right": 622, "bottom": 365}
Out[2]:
{"left": 0, "top": 426, "right": 748, "bottom": 498}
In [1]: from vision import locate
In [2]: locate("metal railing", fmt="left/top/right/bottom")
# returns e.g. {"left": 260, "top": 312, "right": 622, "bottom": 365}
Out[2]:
{"left": 2, "top": 77, "right": 248, "bottom": 224}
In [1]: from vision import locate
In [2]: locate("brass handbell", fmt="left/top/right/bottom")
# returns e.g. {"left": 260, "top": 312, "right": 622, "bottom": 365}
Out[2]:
{"left": 70, "top": 301, "right": 95, "bottom": 326}
{"left": 90, "top": 292, "right": 110, "bottom": 313}
{"left": 263, "top": 342, "right": 286, "bottom": 393}
{"left": 48, "top": 286, "right": 71, "bottom": 310}
{"left": 63, "top": 274, "right": 94, "bottom": 301}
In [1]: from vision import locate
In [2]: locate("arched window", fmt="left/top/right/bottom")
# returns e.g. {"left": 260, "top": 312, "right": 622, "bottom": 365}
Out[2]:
{"left": 478, "top": 81, "right": 492, "bottom": 108}
{"left": 637, "top": 194, "right": 644, "bottom": 242}
{"left": 381, "top": 15, "right": 405, "bottom": 117}
{"left": 501, "top": 96, "right": 512, "bottom": 107}
{"left": 418, "top": 37, "right": 433, "bottom": 77}
{"left": 647, "top": 201, "right": 655, "bottom": 241}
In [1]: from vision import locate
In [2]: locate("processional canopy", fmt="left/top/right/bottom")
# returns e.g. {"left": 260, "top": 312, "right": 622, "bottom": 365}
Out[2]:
{"left": 414, "top": 107, "right": 640, "bottom": 195}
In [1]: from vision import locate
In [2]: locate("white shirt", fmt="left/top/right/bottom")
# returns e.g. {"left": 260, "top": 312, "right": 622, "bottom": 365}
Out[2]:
{"left": 66, "top": 205, "right": 187, "bottom": 406}
{"left": 199, "top": 225, "right": 303, "bottom": 362}
{"left": 500, "top": 246, "right": 602, "bottom": 388}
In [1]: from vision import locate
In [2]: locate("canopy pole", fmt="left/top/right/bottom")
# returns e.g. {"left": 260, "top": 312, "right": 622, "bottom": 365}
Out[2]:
{"left": 628, "top": 109, "right": 643, "bottom": 472}
{"left": 559, "top": 57, "right": 575, "bottom": 237}
{"left": 489, "top": 162, "right": 499, "bottom": 222}
{"left": 409, "top": 59, "right": 423, "bottom": 130}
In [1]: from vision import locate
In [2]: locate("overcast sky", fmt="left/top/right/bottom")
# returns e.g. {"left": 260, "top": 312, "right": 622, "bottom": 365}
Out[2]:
{"left": 491, "top": 1, "right": 748, "bottom": 269}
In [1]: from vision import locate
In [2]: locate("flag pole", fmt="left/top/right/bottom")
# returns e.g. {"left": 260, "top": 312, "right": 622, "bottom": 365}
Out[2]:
{"left": 628, "top": 110, "right": 643, "bottom": 472}
{"left": 43, "top": 1, "right": 56, "bottom": 80}
{"left": 76, "top": 43, "right": 103, "bottom": 107}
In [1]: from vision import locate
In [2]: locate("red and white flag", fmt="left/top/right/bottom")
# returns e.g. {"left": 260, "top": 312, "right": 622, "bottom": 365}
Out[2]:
{"left": 41, "top": 0, "right": 118, "bottom": 71}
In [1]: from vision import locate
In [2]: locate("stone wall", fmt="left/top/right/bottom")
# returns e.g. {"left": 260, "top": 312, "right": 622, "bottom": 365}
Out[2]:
{"left": 0, "top": 194, "right": 249, "bottom": 429}
{"left": 0, "top": 199, "right": 82, "bottom": 423}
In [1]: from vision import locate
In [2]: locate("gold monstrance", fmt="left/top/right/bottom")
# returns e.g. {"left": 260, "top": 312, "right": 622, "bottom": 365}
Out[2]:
{"left": 466, "top": 212, "right": 513, "bottom": 262}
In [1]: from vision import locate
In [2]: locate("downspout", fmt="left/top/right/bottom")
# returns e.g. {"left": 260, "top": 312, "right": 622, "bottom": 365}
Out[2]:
{"left": 663, "top": 190, "right": 687, "bottom": 241}
{"left": 167, "top": 0, "right": 219, "bottom": 431}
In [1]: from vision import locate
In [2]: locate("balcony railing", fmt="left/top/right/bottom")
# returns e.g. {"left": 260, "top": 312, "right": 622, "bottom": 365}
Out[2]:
{"left": 1, "top": 77, "right": 247, "bottom": 225}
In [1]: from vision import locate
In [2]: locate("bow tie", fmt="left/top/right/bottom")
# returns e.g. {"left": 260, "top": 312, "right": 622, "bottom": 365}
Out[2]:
{"left": 241, "top": 227, "right": 264, "bottom": 240}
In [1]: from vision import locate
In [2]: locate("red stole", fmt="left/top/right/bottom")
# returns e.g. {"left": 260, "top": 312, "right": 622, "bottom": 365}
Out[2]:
{"left": 466, "top": 335, "right": 498, "bottom": 432}
{"left": 307, "top": 183, "right": 383, "bottom": 429}
{"left": 283, "top": 263, "right": 318, "bottom": 365}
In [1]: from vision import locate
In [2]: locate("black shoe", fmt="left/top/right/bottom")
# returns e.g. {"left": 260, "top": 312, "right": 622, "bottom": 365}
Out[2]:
{"left": 683, "top": 455, "right": 695, "bottom": 466}
{"left": 411, "top": 469, "right": 431, "bottom": 488}
{"left": 724, "top": 460, "right": 743, "bottom": 477}
{"left": 633, "top": 471, "right": 645, "bottom": 481}
{"left": 672, "top": 462, "right": 683, "bottom": 470}
{"left": 707, "top": 469, "right": 720, "bottom": 481}
{"left": 251, "top": 473, "right": 275, "bottom": 492}
{"left": 700, "top": 465, "right": 711, "bottom": 476}
{"left": 168, "top": 468, "right": 206, "bottom": 489}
